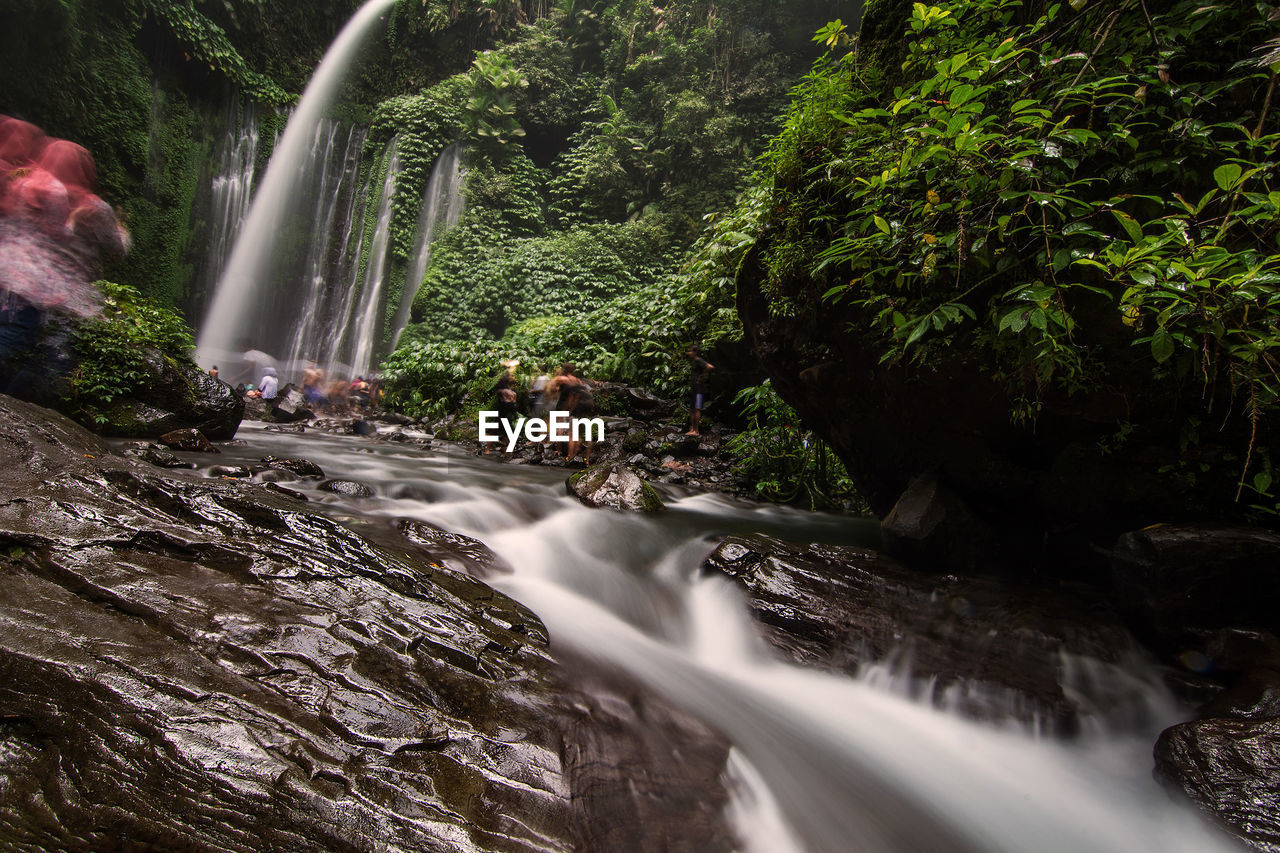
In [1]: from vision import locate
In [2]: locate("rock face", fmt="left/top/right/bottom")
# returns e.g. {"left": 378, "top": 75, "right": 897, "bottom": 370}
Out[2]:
{"left": 734, "top": 246, "right": 1264, "bottom": 572}
{"left": 567, "top": 464, "right": 665, "bottom": 512}
{"left": 0, "top": 393, "right": 574, "bottom": 851}
{"left": 703, "top": 534, "right": 1136, "bottom": 729}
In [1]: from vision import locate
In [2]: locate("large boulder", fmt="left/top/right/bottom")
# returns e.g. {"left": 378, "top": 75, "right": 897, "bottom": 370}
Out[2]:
{"left": 1112, "top": 524, "right": 1280, "bottom": 648}
{"left": 567, "top": 464, "right": 665, "bottom": 512}
{"left": 1155, "top": 716, "right": 1280, "bottom": 851}
{"left": 0, "top": 393, "right": 570, "bottom": 850}
{"left": 734, "top": 245, "right": 1267, "bottom": 576}
{"left": 95, "top": 350, "right": 243, "bottom": 439}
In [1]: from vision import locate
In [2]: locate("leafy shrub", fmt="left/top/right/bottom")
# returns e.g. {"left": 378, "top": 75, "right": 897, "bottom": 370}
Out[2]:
{"left": 753, "top": 0, "right": 1280, "bottom": 483}
{"left": 725, "top": 381, "right": 863, "bottom": 510}
{"left": 67, "top": 281, "right": 196, "bottom": 424}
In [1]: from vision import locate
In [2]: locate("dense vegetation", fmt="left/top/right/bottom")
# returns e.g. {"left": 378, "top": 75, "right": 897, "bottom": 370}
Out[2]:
{"left": 730, "top": 0, "right": 1280, "bottom": 513}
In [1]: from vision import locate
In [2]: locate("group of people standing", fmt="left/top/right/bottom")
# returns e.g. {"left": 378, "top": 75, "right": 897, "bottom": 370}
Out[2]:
{"left": 208, "top": 355, "right": 377, "bottom": 415}
{"left": 490, "top": 360, "right": 595, "bottom": 462}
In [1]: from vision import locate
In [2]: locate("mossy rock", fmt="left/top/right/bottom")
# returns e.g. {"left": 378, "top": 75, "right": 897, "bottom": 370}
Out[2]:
{"left": 567, "top": 464, "right": 664, "bottom": 513}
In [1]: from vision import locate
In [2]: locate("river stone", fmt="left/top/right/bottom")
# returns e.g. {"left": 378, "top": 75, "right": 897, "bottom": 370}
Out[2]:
{"left": 703, "top": 534, "right": 1135, "bottom": 730}
{"left": 1155, "top": 716, "right": 1280, "bottom": 851}
{"left": 1112, "top": 524, "right": 1280, "bottom": 647}
{"left": 261, "top": 455, "right": 324, "bottom": 478}
{"left": 567, "top": 464, "right": 664, "bottom": 512}
{"left": 881, "top": 471, "right": 1000, "bottom": 575}
{"left": 319, "top": 478, "right": 376, "bottom": 497}
{"left": 158, "top": 427, "right": 219, "bottom": 453}
{"left": 210, "top": 465, "right": 252, "bottom": 478}
{"left": 142, "top": 443, "right": 194, "bottom": 469}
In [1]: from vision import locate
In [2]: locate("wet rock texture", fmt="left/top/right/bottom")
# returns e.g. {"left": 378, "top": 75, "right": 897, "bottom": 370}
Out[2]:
{"left": 1155, "top": 716, "right": 1280, "bottom": 852}
{"left": 567, "top": 464, "right": 664, "bottom": 512}
{"left": 703, "top": 534, "right": 1134, "bottom": 729}
{"left": 0, "top": 394, "right": 572, "bottom": 851}
{"left": 98, "top": 353, "right": 243, "bottom": 440}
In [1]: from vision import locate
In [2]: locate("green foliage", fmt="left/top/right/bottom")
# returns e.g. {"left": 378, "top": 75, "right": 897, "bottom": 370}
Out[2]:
{"left": 757, "top": 0, "right": 1280, "bottom": 444}
{"left": 725, "top": 381, "right": 862, "bottom": 509}
{"left": 138, "top": 0, "right": 288, "bottom": 103}
{"left": 464, "top": 50, "right": 531, "bottom": 153}
{"left": 67, "top": 281, "right": 196, "bottom": 424}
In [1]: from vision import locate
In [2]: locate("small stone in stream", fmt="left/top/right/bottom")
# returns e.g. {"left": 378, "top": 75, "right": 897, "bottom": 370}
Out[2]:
{"left": 264, "top": 482, "right": 308, "bottom": 502}
{"left": 260, "top": 456, "right": 324, "bottom": 478}
{"left": 142, "top": 443, "right": 195, "bottom": 469}
{"left": 320, "top": 479, "right": 375, "bottom": 498}
{"left": 209, "top": 465, "right": 251, "bottom": 478}
{"left": 567, "top": 464, "right": 664, "bottom": 512}
{"left": 158, "top": 428, "right": 219, "bottom": 453}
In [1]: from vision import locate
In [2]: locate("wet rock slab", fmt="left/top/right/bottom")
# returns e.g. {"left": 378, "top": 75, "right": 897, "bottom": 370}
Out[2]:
{"left": 703, "top": 534, "right": 1136, "bottom": 729}
{"left": 0, "top": 394, "right": 572, "bottom": 851}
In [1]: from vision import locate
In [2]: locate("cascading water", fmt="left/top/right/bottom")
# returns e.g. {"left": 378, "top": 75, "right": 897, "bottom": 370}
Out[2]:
{"left": 392, "top": 141, "right": 466, "bottom": 347}
{"left": 203, "top": 100, "right": 261, "bottom": 295}
{"left": 345, "top": 138, "right": 402, "bottom": 380}
{"left": 276, "top": 121, "right": 370, "bottom": 376}
{"left": 195, "top": 0, "right": 397, "bottom": 380}
{"left": 191, "top": 425, "right": 1244, "bottom": 853}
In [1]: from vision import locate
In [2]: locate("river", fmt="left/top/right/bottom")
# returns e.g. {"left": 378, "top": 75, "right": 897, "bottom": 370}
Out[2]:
{"left": 187, "top": 421, "right": 1241, "bottom": 853}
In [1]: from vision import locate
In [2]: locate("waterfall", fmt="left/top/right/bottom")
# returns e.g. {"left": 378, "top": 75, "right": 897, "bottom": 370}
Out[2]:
{"left": 205, "top": 100, "right": 260, "bottom": 292}
{"left": 391, "top": 141, "right": 466, "bottom": 347}
{"left": 195, "top": 0, "right": 397, "bottom": 379}
{"left": 275, "top": 121, "right": 370, "bottom": 378}
{"left": 346, "top": 138, "right": 402, "bottom": 380}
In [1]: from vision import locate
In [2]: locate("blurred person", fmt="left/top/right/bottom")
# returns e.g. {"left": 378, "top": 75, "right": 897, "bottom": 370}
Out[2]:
{"left": 686, "top": 345, "right": 714, "bottom": 436}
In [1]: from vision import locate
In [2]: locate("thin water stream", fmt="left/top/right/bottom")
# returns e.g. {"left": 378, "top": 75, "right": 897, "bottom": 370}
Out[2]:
{"left": 182, "top": 423, "right": 1241, "bottom": 853}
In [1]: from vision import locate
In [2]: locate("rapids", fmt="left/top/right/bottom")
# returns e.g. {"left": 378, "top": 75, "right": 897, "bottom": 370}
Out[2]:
{"left": 193, "top": 422, "right": 1242, "bottom": 853}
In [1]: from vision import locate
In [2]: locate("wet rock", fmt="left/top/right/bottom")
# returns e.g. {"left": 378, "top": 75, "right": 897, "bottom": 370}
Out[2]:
{"left": 93, "top": 351, "right": 243, "bottom": 440}
{"left": 142, "top": 443, "right": 194, "bottom": 469}
{"left": 567, "top": 464, "right": 665, "bottom": 513}
{"left": 610, "top": 385, "right": 677, "bottom": 420}
{"left": 1155, "top": 717, "right": 1280, "bottom": 850}
{"left": 158, "top": 427, "right": 219, "bottom": 453}
{"left": 0, "top": 393, "right": 574, "bottom": 851}
{"left": 1112, "top": 524, "right": 1280, "bottom": 647}
{"left": 351, "top": 419, "right": 377, "bottom": 437}
{"left": 320, "top": 479, "right": 376, "bottom": 498}
{"left": 704, "top": 534, "right": 1135, "bottom": 729}
{"left": 209, "top": 465, "right": 252, "bottom": 478}
{"left": 376, "top": 412, "right": 414, "bottom": 426}
{"left": 881, "top": 471, "right": 999, "bottom": 575}
{"left": 270, "top": 389, "right": 312, "bottom": 423}
{"left": 260, "top": 455, "right": 324, "bottom": 478}
{"left": 623, "top": 428, "right": 648, "bottom": 453}
{"left": 1199, "top": 668, "right": 1280, "bottom": 720}
{"left": 398, "top": 520, "right": 514, "bottom": 581}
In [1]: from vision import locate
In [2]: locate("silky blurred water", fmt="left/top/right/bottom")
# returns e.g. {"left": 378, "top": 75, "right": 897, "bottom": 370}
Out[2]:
{"left": 191, "top": 422, "right": 1240, "bottom": 853}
